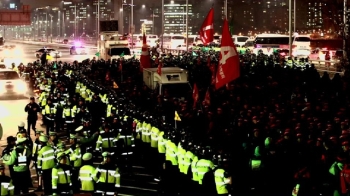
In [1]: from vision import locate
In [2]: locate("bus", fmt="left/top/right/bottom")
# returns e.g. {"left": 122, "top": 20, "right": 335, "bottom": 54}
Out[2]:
{"left": 253, "top": 34, "right": 290, "bottom": 55}
{"left": 0, "top": 37, "right": 4, "bottom": 46}
{"left": 160, "top": 34, "right": 185, "bottom": 49}
{"left": 213, "top": 34, "right": 221, "bottom": 44}
{"left": 233, "top": 36, "right": 249, "bottom": 47}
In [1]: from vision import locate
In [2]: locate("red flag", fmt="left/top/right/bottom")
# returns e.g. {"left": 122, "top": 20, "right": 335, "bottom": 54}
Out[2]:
{"left": 140, "top": 32, "right": 151, "bottom": 70}
{"left": 192, "top": 83, "right": 199, "bottom": 108}
{"left": 119, "top": 60, "right": 123, "bottom": 72}
{"left": 157, "top": 61, "right": 162, "bottom": 76}
{"left": 207, "top": 55, "right": 211, "bottom": 67}
{"left": 215, "top": 19, "right": 240, "bottom": 90}
{"left": 155, "top": 56, "right": 159, "bottom": 64}
{"left": 210, "top": 64, "right": 216, "bottom": 85}
{"left": 105, "top": 71, "right": 110, "bottom": 81}
{"left": 199, "top": 8, "right": 214, "bottom": 45}
{"left": 204, "top": 89, "right": 211, "bottom": 105}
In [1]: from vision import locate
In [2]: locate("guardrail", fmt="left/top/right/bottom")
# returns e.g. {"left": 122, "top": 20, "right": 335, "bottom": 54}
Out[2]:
{"left": 310, "top": 59, "right": 344, "bottom": 75}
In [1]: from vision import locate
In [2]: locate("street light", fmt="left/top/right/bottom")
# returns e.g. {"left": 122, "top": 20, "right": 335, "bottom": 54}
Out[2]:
{"left": 50, "top": 14, "right": 53, "bottom": 43}
{"left": 120, "top": 8, "right": 123, "bottom": 35}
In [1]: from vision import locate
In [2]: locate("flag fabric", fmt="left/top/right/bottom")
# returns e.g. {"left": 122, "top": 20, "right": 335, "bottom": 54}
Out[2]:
{"left": 192, "top": 83, "right": 199, "bottom": 108}
{"left": 210, "top": 63, "right": 216, "bottom": 85}
{"left": 120, "top": 51, "right": 125, "bottom": 57}
{"left": 155, "top": 57, "right": 159, "bottom": 65}
{"left": 204, "top": 88, "right": 211, "bottom": 105}
{"left": 119, "top": 60, "right": 123, "bottom": 72}
{"left": 105, "top": 71, "right": 110, "bottom": 81}
{"left": 157, "top": 61, "right": 162, "bottom": 76}
{"left": 192, "top": 51, "right": 197, "bottom": 56}
{"left": 46, "top": 55, "right": 52, "bottom": 60}
{"left": 197, "top": 56, "right": 201, "bottom": 65}
{"left": 199, "top": 8, "right": 214, "bottom": 45}
{"left": 207, "top": 55, "right": 211, "bottom": 67}
{"left": 95, "top": 52, "right": 100, "bottom": 57}
{"left": 53, "top": 62, "right": 57, "bottom": 69}
{"left": 215, "top": 19, "right": 240, "bottom": 90}
{"left": 113, "top": 81, "right": 119, "bottom": 89}
{"left": 174, "top": 111, "right": 181, "bottom": 121}
{"left": 140, "top": 33, "right": 151, "bottom": 71}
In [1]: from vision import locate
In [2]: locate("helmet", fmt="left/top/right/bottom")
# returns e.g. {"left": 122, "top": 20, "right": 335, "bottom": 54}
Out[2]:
{"left": 18, "top": 121, "right": 25, "bottom": 127}
{"left": 39, "top": 135, "right": 48, "bottom": 143}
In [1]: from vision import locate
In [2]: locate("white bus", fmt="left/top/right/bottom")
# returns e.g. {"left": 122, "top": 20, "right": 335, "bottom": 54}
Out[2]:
{"left": 253, "top": 34, "right": 290, "bottom": 55}
{"left": 233, "top": 36, "right": 249, "bottom": 47}
{"left": 213, "top": 34, "right": 221, "bottom": 44}
{"left": 160, "top": 34, "right": 185, "bottom": 49}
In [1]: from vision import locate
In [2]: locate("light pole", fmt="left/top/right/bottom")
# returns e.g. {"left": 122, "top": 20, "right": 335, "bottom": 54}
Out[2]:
{"left": 294, "top": 0, "right": 296, "bottom": 32}
{"left": 161, "top": 0, "right": 164, "bottom": 50}
{"left": 58, "top": 11, "right": 61, "bottom": 39}
{"left": 74, "top": 4, "right": 77, "bottom": 39}
{"left": 120, "top": 8, "right": 123, "bottom": 35}
{"left": 186, "top": 0, "right": 188, "bottom": 51}
{"left": 288, "top": 0, "right": 292, "bottom": 56}
{"left": 50, "top": 15, "right": 53, "bottom": 43}
{"left": 62, "top": 12, "right": 65, "bottom": 38}
{"left": 344, "top": 0, "right": 348, "bottom": 60}
{"left": 45, "top": 12, "right": 48, "bottom": 42}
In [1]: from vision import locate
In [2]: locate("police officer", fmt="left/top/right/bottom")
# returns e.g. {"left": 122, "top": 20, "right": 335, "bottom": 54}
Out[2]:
{"left": 62, "top": 99, "right": 75, "bottom": 134}
{"left": 3, "top": 137, "right": 31, "bottom": 195}
{"left": 94, "top": 152, "right": 120, "bottom": 195}
{"left": 37, "top": 135, "right": 56, "bottom": 195}
{"left": 95, "top": 125, "right": 119, "bottom": 153}
{"left": 43, "top": 98, "right": 56, "bottom": 134}
{"left": 48, "top": 131, "right": 59, "bottom": 149}
{"left": 24, "top": 97, "right": 41, "bottom": 135}
{"left": 67, "top": 134, "right": 82, "bottom": 193}
{"left": 1, "top": 136, "right": 16, "bottom": 178}
{"left": 0, "top": 164, "right": 14, "bottom": 195}
{"left": 214, "top": 154, "right": 232, "bottom": 196}
{"left": 32, "top": 130, "right": 44, "bottom": 192}
{"left": 52, "top": 152, "right": 73, "bottom": 196}
{"left": 79, "top": 153, "right": 97, "bottom": 194}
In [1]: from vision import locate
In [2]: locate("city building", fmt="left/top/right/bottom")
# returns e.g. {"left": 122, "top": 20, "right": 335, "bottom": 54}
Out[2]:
{"left": 0, "top": 0, "right": 21, "bottom": 10}
{"left": 60, "top": 0, "right": 115, "bottom": 37}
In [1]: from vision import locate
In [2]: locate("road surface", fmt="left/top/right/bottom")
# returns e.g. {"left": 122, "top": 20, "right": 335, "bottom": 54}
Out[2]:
{"left": 0, "top": 42, "right": 158, "bottom": 196}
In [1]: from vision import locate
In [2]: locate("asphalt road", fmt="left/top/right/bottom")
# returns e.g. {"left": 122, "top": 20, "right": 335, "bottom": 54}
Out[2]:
{"left": 0, "top": 42, "right": 158, "bottom": 196}
{"left": 4, "top": 42, "right": 97, "bottom": 65}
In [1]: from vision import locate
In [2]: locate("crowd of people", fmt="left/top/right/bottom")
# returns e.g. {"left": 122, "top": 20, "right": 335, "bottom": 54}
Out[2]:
{"left": 0, "top": 49, "right": 348, "bottom": 196}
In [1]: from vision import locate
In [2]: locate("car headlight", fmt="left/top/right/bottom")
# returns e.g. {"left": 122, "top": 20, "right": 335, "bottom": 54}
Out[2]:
{"left": 14, "top": 81, "right": 26, "bottom": 92}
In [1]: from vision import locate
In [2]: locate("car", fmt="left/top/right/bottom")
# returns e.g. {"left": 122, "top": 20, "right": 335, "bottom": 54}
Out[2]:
{"left": 70, "top": 46, "right": 88, "bottom": 55}
{"left": 35, "top": 48, "right": 61, "bottom": 58}
{"left": 0, "top": 69, "right": 27, "bottom": 97}
{"left": 309, "top": 49, "right": 331, "bottom": 61}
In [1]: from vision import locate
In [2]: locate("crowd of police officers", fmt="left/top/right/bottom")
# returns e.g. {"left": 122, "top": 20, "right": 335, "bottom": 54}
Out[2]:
{"left": 0, "top": 58, "right": 232, "bottom": 196}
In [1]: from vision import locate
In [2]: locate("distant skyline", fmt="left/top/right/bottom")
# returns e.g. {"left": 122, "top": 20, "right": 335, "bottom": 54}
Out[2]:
{"left": 20, "top": 0, "right": 60, "bottom": 8}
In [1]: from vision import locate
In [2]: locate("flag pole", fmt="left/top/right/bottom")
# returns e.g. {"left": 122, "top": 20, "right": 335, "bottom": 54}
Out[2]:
{"left": 185, "top": 0, "right": 189, "bottom": 51}
{"left": 161, "top": 0, "right": 164, "bottom": 51}
{"left": 224, "top": 0, "right": 227, "bottom": 19}
{"left": 175, "top": 119, "right": 177, "bottom": 129}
